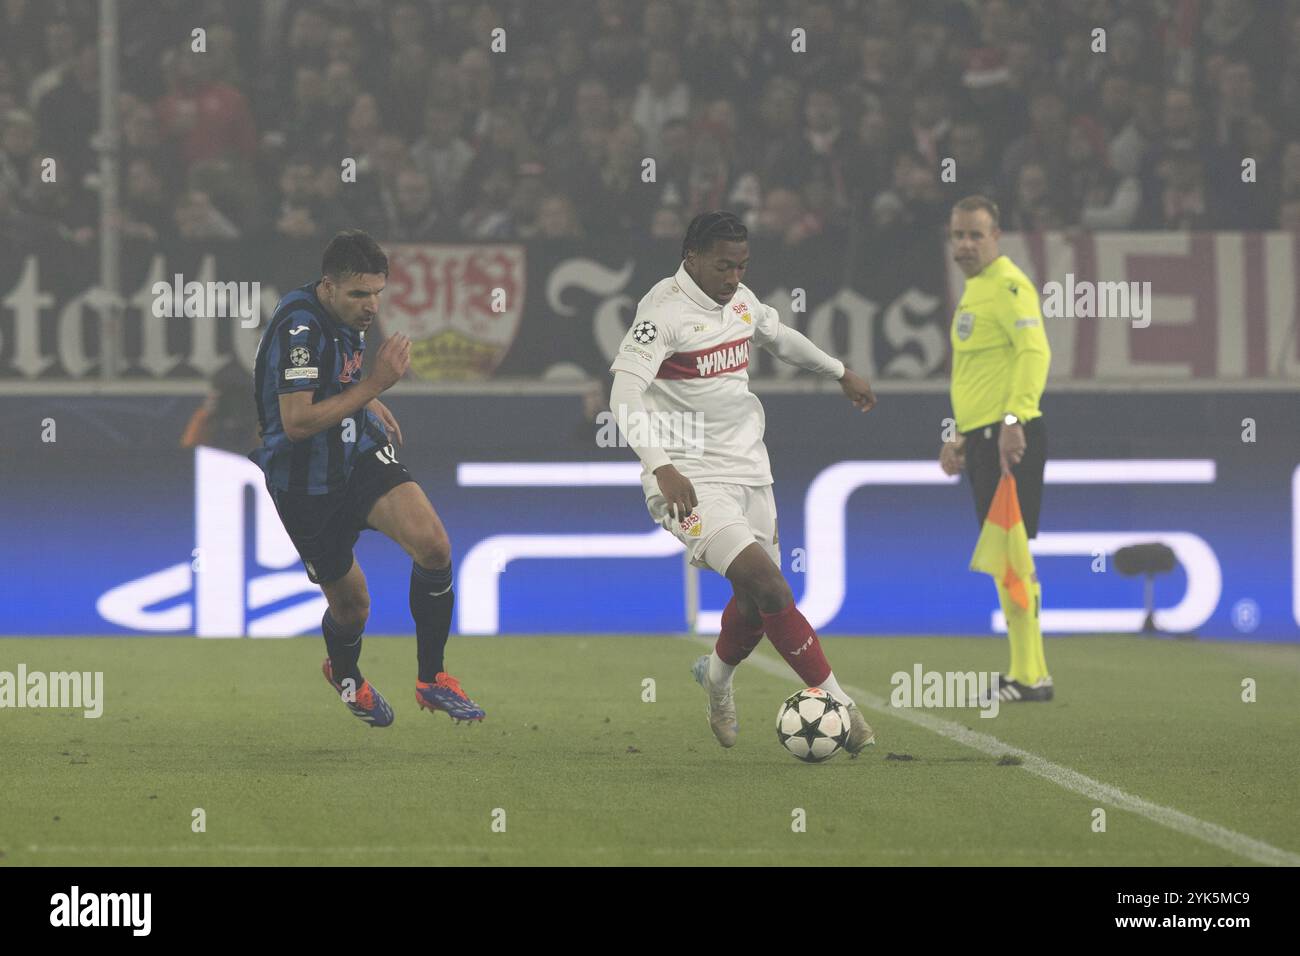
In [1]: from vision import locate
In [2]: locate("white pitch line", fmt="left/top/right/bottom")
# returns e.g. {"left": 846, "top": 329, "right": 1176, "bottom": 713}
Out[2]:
{"left": 708, "top": 641, "right": 1300, "bottom": 867}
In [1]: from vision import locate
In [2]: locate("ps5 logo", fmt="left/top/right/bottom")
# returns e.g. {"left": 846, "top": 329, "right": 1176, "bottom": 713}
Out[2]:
{"left": 456, "top": 459, "right": 1232, "bottom": 635}
{"left": 96, "top": 448, "right": 323, "bottom": 636}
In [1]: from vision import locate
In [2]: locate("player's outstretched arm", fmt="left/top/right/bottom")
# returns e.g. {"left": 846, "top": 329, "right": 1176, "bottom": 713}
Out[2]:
{"left": 759, "top": 315, "right": 876, "bottom": 413}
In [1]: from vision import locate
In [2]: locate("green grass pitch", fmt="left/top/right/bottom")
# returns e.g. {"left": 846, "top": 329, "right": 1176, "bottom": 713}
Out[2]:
{"left": 2, "top": 635, "right": 1297, "bottom": 866}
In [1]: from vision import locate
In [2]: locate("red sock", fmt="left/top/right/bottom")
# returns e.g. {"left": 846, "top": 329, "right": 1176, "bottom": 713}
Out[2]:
{"left": 715, "top": 596, "right": 765, "bottom": 665}
{"left": 761, "top": 603, "right": 831, "bottom": 685}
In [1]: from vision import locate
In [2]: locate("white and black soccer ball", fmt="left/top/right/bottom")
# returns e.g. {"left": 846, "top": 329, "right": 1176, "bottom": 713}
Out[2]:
{"left": 776, "top": 688, "right": 850, "bottom": 763}
{"left": 631, "top": 320, "right": 657, "bottom": 344}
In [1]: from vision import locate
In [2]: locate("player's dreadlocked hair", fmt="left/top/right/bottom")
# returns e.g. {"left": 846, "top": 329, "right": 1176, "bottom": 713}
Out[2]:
{"left": 681, "top": 211, "right": 748, "bottom": 261}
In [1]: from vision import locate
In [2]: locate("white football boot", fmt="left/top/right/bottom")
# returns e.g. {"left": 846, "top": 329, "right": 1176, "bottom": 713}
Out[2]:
{"left": 691, "top": 655, "right": 738, "bottom": 748}
{"left": 844, "top": 702, "right": 876, "bottom": 756}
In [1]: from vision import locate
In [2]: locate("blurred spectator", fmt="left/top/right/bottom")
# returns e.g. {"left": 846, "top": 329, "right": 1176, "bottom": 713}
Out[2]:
{"left": 587, "top": 0, "right": 642, "bottom": 97}
{"left": 515, "top": 49, "right": 564, "bottom": 147}
{"left": 942, "top": 119, "right": 999, "bottom": 202}
{"left": 547, "top": 77, "right": 617, "bottom": 184}
{"left": 28, "top": 18, "right": 79, "bottom": 112}
{"left": 586, "top": 122, "right": 661, "bottom": 235}
{"left": 1152, "top": 151, "right": 1211, "bottom": 230}
{"left": 273, "top": 64, "right": 334, "bottom": 156}
{"left": 1160, "top": 87, "right": 1200, "bottom": 153}
{"left": 872, "top": 150, "right": 946, "bottom": 233}
{"left": 681, "top": 124, "right": 758, "bottom": 222}
{"left": 181, "top": 361, "right": 259, "bottom": 455}
{"left": 1108, "top": 78, "right": 1162, "bottom": 179}
{"left": 24, "top": 151, "right": 95, "bottom": 243}
{"left": 118, "top": 156, "right": 173, "bottom": 242}
{"left": 1201, "top": 0, "right": 1279, "bottom": 89}
{"left": 752, "top": 186, "right": 823, "bottom": 246}
{"left": 457, "top": 47, "right": 497, "bottom": 149}
{"left": 999, "top": 88, "right": 1070, "bottom": 200}
{"left": 0, "top": 0, "right": 1287, "bottom": 249}
{"left": 386, "top": 40, "right": 433, "bottom": 140}
{"left": 764, "top": 88, "right": 855, "bottom": 226}
{"left": 909, "top": 84, "right": 952, "bottom": 169}
{"left": 1071, "top": 117, "right": 1141, "bottom": 230}
{"left": 412, "top": 100, "right": 475, "bottom": 222}
{"left": 36, "top": 42, "right": 98, "bottom": 183}
{"left": 1280, "top": 12, "right": 1300, "bottom": 137}
{"left": 649, "top": 203, "right": 685, "bottom": 239}
{"left": 177, "top": 188, "right": 240, "bottom": 240}
{"left": 0, "top": 0, "right": 46, "bottom": 91}
{"left": 755, "top": 75, "right": 803, "bottom": 151}
{"left": 0, "top": 108, "right": 36, "bottom": 198}
{"left": 1209, "top": 61, "right": 1256, "bottom": 149}
{"left": 154, "top": 42, "right": 257, "bottom": 172}
{"left": 344, "top": 132, "right": 410, "bottom": 237}
{"left": 463, "top": 106, "right": 538, "bottom": 199}
{"left": 389, "top": 166, "right": 444, "bottom": 241}
{"left": 1055, "top": 31, "right": 1103, "bottom": 111}
{"left": 1007, "top": 160, "right": 1068, "bottom": 232}
{"left": 0, "top": 179, "right": 62, "bottom": 243}
{"left": 459, "top": 160, "right": 515, "bottom": 239}
{"left": 681, "top": 0, "right": 763, "bottom": 101}
{"left": 535, "top": 192, "right": 585, "bottom": 238}
{"left": 846, "top": 96, "right": 896, "bottom": 207}
{"left": 509, "top": 164, "right": 548, "bottom": 239}
{"left": 343, "top": 93, "right": 383, "bottom": 163}
{"left": 631, "top": 49, "right": 691, "bottom": 156}
{"left": 1209, "top": 113, "right": 1279, "bottom": 229}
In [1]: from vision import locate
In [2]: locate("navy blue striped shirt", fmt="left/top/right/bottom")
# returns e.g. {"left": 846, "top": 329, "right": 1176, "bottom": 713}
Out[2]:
{"left": 250, "top": 282, "right": 387, "bottom": 494}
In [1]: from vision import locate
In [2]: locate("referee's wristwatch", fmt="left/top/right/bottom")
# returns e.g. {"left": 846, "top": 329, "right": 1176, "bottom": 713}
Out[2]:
{"left": 1003, "top": 413, "right": 1021, "bottom": 427}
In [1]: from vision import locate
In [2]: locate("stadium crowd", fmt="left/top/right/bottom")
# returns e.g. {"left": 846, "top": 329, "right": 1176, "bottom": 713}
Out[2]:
{"left": 3, "top": 0, "right": 1300, "bottom": 249}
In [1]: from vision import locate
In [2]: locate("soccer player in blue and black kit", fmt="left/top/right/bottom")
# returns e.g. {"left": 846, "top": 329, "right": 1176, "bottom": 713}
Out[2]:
{"left": 251, "top": 230, "right": 485, "bottom": 726}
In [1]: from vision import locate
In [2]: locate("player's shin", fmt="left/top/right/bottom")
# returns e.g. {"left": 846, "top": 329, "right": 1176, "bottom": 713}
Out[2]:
{"left": 410, "top": 561, "right": 454, "bottom": 682}
{"left": 712, "top": 595, "right": 764, "bottom": 684}
{"left": 761, "top": 603, "right": 838, "bottom": 693}
{"left": 322, "top": 609, "right": 364, "bottom": 684}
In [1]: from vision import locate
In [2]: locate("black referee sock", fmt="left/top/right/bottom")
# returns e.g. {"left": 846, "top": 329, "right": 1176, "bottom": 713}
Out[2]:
{"left": 411, "top": 561, "right": 454, "bottom": 682}
{"left": 322, "top": 610, "right": 364, "bottom": 686}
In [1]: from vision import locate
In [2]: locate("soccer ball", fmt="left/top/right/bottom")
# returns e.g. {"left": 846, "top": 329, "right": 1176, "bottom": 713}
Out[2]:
{"left": 776, "top": 688, "right": 850, "bottom": 762}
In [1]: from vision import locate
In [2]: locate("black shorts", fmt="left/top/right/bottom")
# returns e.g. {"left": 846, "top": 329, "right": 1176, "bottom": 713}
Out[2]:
{"left": 963, "top": 416, "right": 1047, "bottom": 539}
{"left": 268, "top": 443, "right": 415, "bottom": 585}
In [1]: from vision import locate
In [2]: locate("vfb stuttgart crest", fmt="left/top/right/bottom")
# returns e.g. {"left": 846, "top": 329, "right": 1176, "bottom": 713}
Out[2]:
{"left": 678, "top": 511, "right": 703, "bottom": 537}
{"left": 955, "top": 312, "right": 975, "bottom": 341}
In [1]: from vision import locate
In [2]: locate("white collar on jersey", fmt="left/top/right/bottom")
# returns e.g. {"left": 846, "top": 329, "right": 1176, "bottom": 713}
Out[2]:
{"left": 675, "top": 261, "right": 723, "bottom": 312}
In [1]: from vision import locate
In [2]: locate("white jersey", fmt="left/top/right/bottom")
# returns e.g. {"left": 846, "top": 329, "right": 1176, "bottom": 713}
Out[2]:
{"left": 609, "top": 262, "right": 782, "bottom": 496}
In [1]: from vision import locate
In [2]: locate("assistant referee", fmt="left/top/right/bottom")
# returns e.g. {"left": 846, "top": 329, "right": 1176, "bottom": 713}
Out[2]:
{"left": 939, "top": 195, "right": 1053, "bottom": 702}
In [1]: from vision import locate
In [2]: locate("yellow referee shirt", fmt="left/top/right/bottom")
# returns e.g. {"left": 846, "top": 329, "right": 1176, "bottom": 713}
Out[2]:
{"left": 950, "top": 255, "right": 1050, "bottom": 433}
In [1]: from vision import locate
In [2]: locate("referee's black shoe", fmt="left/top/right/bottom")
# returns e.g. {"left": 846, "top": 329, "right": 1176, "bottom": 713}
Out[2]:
{"left": 981, "top": 674, "right": 1054, "bottom": 705}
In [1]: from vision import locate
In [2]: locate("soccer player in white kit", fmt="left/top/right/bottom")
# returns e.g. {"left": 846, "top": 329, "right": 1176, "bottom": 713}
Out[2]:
{"left": 609, "top": 211, "right": 879, "bottom": 753}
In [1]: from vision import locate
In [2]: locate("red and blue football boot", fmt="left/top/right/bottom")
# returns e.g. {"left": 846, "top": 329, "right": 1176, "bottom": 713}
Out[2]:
{"left": 415, "top": 672, "right": 485, "bottom": 723}
{"left": 322, "top": 658, "right": 394, "bottom": 727}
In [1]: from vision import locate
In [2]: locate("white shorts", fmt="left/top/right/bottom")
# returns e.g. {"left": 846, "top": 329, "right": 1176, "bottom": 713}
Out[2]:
{"left": 648, "top": 482, "right": 780, "bottom": 575}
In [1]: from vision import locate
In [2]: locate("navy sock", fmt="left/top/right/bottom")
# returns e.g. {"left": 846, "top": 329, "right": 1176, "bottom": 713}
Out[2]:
{"left": 322, "top": 610, "right": 364, "bottom": 686}
{"left": 411, "top": 561, "right": 454, "bottom": 682}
